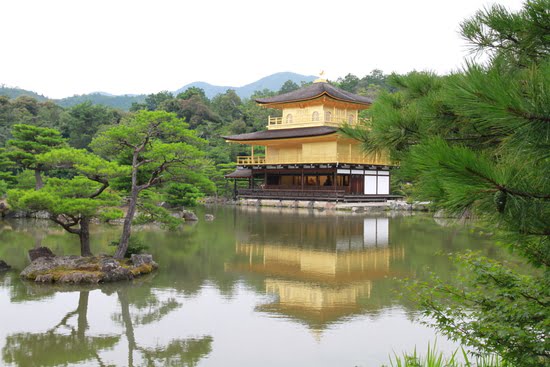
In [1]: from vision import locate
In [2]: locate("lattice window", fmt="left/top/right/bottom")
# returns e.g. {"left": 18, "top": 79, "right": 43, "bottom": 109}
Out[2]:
{"left": 312, "top": 111, "right": 319, "bottom": 122}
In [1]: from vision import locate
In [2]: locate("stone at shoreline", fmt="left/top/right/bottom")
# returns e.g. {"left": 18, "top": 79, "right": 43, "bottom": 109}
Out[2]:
{"left": 204, "top": 214, "right": 215, "bottom": 221}
{"left": 4, "top": 210, "right": 51, "bottom": 219}
{"left": 434, "top": 208, "right": 472, "bottom": 219}
{"left": 131, "top": 254, "right": 157, "bottom": 268}
{"left": 0, "top": 260, "right": 11, "bottom": 272}
{"left": 29, "top": 247, "right": 55, "bottom": 261}
{"left": 20, "top": 254, "right": 158, "bottom": 284}
{"left": 182, "top": 210, "right": 198, "bottom": 221}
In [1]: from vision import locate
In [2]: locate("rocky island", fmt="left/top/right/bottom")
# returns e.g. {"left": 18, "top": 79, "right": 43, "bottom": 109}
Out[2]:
{"left": 20, "top": 247, "right": 157, "bottom": 284}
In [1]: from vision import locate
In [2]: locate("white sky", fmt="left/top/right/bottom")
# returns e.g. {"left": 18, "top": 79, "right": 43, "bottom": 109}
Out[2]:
{"left": 1, "top": 0, "right": 524, "bottom": 99}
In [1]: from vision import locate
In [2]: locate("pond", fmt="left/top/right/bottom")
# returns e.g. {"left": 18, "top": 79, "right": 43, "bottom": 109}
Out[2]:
{"left": 0, "top": 206, "right": 503, "bottom": 367}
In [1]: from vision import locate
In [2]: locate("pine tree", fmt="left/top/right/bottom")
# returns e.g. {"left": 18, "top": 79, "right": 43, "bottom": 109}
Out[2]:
{"left": 343, "top": 1, "right": 549, "bottom": 364}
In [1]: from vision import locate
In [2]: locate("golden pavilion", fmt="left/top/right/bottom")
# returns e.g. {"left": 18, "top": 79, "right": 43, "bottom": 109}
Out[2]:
{"left": 224, "top": 77, "right": 395, "bottom": 201}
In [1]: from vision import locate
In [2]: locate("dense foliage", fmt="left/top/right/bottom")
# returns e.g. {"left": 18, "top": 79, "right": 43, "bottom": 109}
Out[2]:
{"left": 343, "top": 1, "right": 549, "bottom": 365}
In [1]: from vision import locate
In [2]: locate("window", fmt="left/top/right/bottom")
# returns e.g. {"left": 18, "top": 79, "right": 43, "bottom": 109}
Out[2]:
{"left": 324, "top": 111, "right": 332, "bottom": 122}
{"left": 286, "top": 114, "right": 293, "bottom": 124}
{"left": 312, "top": 111, "right": 319, "bottom": 122}
{"left": 348, "top": 114, "right": 355, "bottom": 124}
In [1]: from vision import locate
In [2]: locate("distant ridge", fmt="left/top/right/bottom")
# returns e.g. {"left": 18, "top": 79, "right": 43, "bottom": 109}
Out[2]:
{"left": 0, "top": 86, "right": 48, "bottom": 101}
{"left": 175, "top": 72, "right": 317, "bottom": 99}
{"left": 0, "top": 72, "right": 318, "bottom": 110}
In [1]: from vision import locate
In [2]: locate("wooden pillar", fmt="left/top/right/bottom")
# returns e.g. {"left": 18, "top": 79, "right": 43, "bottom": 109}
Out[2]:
{"left": 233, "top": 179, "right": 237, "bottom": 200}
{"left": 301, "top": 168, "right": 304, "bottom": 191}
{"left": 251, "top": 145, "right": 254, "bottom": 163}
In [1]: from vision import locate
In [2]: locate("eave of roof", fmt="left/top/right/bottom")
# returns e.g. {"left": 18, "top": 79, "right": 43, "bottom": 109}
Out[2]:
{"left": 255, "top": 82, "right": 372, "bottom": 106}
{"left": 225, "top": 169, "right": 252, "bottom": 178}
{"left": 223, "top": 126, "right": 337, "bottom": 142}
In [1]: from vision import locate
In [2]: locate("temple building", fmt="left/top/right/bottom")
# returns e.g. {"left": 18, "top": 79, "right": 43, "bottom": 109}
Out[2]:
{"left": 224, "top": 77, "right": 396, "bottom": 201}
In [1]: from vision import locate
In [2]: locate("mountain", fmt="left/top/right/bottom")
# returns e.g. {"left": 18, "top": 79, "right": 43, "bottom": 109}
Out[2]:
{"left": 175, "top": 72, "right": 317, "bottom": 99}
{"left": 0, "top": 72, "right": 318, "bottom": 110}
{"left": 0, "top": 86, "right": 48, "bottom": 101}
{"left": 55, "top": 93, "right": 146, "bottom": 110}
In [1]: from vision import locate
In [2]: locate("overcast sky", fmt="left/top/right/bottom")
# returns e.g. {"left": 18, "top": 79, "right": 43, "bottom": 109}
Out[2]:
{"left": 1, "top": 0, "right": 524, "bottom": 99}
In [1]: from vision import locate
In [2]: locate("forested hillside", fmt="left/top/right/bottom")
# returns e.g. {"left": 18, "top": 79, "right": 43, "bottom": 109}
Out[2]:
{"left": 0, "top": 72, "right": 319, "bottom": 110}
{"left": 0, "top": 70, "right": 391, "bottom": 198}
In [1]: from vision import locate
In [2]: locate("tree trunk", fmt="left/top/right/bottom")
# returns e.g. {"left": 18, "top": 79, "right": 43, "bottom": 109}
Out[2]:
{"left": 115, "top": 189, "right": 138, "bottom": 259}
{"left": 34, "top": 169, "right": 44, "bottom": 190}
{"left": 79, "top": 217, "right": 93, "bottom": 257}
{"left": 115, "top": 151, "right": 140, "bottom": 259}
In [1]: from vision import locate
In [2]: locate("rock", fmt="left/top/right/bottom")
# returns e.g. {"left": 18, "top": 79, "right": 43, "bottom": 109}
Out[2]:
{"left": 35, "top": 274, "right": 54, "bottom": 283}
{"left": 131, "top": 254, "right": 158, "bottom": 268}
{"left": 28, "top": 247, "right": 55, "bottom": 262}
{"left": 433, "top": 208, "right": 472, "bottom": 219}
{"left": 389, "top": 201, "right": 413, "bottom": 211}
{"left": 182, "top": 210, "right": 198, "bottom": 221}
{"left": 4, "top": 210, "right": 28, "bottom": 219}
{"left": 32, "top": 211, "right": 51, "bottom": 219}
{"left": 21, "top": 256, "right": 63, "bottom": 279}
{"left": 412, "top": 201, "right": 431, "bottom": 211}
{"left": 0, "top": 202, "right": 8, "bottom": 216}
{"left": 58, "top": 272, "right": 102, "bottom": 284}
{"left": 101, "top": 265, "right": 133, "bottom": 283}
{"left": 204, "top": 214, "right": 215, "bottom": 221}
{"left": 0, "top": 260, "right": 11, "bottom": 272}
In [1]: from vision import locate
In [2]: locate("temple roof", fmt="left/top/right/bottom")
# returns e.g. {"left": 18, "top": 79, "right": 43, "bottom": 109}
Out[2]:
{"left": 255, "top": 82, "right": 373, "bottom": 106}
{"left": 225, "top": 168, "right": 252, "bottom": 178}
{"left": 223, "top": 126, "right": 337, "bottom": 142}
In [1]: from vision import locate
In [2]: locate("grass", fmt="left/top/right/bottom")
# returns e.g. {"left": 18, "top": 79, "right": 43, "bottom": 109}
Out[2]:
{"left": 385, "top": 342, "right": 513, "bottom": 367}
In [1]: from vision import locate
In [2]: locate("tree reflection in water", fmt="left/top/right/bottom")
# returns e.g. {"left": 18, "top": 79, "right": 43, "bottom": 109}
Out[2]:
{"left": 115, "top": 288, "right": 213, "bottom": 367}
{"left": 2, "top": 291, "right": 119, "bottom": 367}
{"left": 2, "top": 287, "right": 213, "bottom": 367}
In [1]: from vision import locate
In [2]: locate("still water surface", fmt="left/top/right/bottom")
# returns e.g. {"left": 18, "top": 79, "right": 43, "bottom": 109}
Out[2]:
{"left": 0, "top": 207, "right": 502, "bottom": 367}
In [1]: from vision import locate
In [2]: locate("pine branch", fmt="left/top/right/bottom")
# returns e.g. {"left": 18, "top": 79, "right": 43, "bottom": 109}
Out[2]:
{"left": 465, "top": 167, "right": 550, "bottom": 200}
{"left": 50, "top": 215, "right": 80, "bottom": 234}
{"left": 507, "top": 107, "right": 550, "bottom": 124}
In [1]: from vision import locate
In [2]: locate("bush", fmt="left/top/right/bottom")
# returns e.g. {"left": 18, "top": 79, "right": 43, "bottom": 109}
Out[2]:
{"left": 165, "top": 183, "right": 203, "bottom": 207}
{"left": 110, "top": 238, "right": 149, "bottom": 258}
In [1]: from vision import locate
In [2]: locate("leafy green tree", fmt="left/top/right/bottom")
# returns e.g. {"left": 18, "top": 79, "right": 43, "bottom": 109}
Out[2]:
{"left": 60, "top": 102, "right": 122, "bottom": 149}
{"left": 176, "top": 87, "right": 208, "bottom": 102}
{"left": 5, "top": 124, "right": 66, "bottom": 189}
{"left": 336, "top": 73, "right": 360, "bottom": 92}
{"left": 278, "top": 80, "right": 300, "bottom": 94}
{"left": 8, "top": 148, "right": 125, "bottom": 256}
{"left": 343, "top": 1, "right": 549, "bottom": 365}
{"left": 161, "top": 95, "right": 220, "bottom": 131}
{"left": 91, "top": 110, "right": 211, "bottom": 259}
{"left": 211, "top": 90, "right": 242, "bottom": 122}
{"left": 165, "top": 183, "right": 203, "bottom": 207}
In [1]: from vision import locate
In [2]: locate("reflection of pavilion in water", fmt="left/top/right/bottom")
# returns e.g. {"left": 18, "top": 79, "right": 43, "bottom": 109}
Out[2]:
{"left": 227, "top": 217, "right": 405, "bottom": 334}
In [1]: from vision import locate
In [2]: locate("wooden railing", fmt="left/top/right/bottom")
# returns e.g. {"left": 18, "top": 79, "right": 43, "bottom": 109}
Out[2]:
{"left": 236, "top": 152, "right": 389, "bottom": 166}
{"left": 238, "top": 188, "right": 346, "bottom": 199}
{"left": 268, "top": 115, "right": 360, "bottom": 128}
{"left": 237, "top": 156, "right": 266, "bottom": 165}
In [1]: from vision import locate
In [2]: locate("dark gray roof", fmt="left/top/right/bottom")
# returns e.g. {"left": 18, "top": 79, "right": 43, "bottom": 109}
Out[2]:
{"left": 225, "top": 169, "right": 252, "bottom": 178}
{"left": 255, "top": 82, "right": 373, "bottom": 105}
{"left": 223, "top": 126, "right": 337, "bottom": 141}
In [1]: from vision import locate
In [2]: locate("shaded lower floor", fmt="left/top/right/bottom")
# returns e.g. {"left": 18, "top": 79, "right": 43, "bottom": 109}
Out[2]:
{"left": 226, "top": 164, "right": 399, "bottom": 202}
